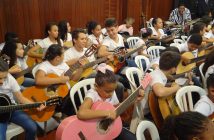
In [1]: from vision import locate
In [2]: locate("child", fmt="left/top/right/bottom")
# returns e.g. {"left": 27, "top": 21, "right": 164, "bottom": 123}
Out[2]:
{"left": 150, "top": 51, "right": 181, "bottom": 97}
{"left": 58, "top": 20, "right": 73, "bottom": 48}
{"left": 0, "top": 57, "right": 44, "bottom": 140}
{"left": 140, "top": 27, "right": 153, "bottom": 46}
{"left": 1, "top": 40, "right": 35, "bottom": 87}
{"left": 77, "top": 63, "right": 144, "bottom": 140}
{"left": 160, "top": 111, "right": 214, "bottom": 140}
{"left": 28, "top": 22, "right": 63, "bottom": 59}
{"left": 118, "top": 17, "right": 135, "bottom": 36}
{"left": 87, "top": 20, "right": 104, "bottom": 45}
{"left": 194, "top": 74, "right": 214, "bottom": 116}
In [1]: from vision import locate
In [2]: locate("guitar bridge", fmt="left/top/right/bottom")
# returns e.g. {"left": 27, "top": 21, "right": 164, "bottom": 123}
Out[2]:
{"left": 78, "top": 131, "right": 87, "bottom": 140}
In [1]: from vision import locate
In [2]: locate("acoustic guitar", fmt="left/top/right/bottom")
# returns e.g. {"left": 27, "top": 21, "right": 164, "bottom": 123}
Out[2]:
{"left": 209, "top": 113, "right": 214, "bottom": 122}
{"left": 56, "top": 73, "right": 152, "bottom": 140}
{"left": 0, "top": 94, "right": 61, "bottom": 122}
{"left": 197, "top": 42, "right": 214, "bottom": 57}
{"left": 176, "top": 52, "right": 207, "bottom": 74}
{"left": 112, "top": 45, "right": 145, "bottom": 73}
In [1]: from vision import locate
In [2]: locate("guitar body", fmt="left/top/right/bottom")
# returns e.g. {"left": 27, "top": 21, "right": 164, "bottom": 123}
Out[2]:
{"left": 110, "top": 56, "right": 125, "bottom": 73}
{"left": 22, "top": 87, "right": 56, "bottom": 122}
{"left": 158, "top": 95, "right": 180, "bottom": 119}
{"left": 0, "top": 94, "right": 12, "bottom": 122}
{"left": 56, "top": 101, "right": 122, "bottom": 140}
{"left": 16, "top": 76, "right": 25, "bottom": 85}
{"left": 209, "top": 113, "right": 214, "bottom": 122}
{"left": 26, "top": 56, "right": 42, "bottom": 67}
{"left": 176, "top": 52, "right": 196, "bottom": 74}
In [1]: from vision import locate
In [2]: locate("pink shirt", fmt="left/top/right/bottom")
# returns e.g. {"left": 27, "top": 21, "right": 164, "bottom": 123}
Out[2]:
{"left": 118, "top": 24, "right": 133, "bottom": 36}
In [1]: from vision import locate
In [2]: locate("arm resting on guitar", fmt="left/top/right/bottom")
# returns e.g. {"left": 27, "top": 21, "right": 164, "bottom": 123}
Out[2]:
{"left": 35, "top": 70, "right": 69, "bottom": 86}
{"left": 152, "top": 83, "right": 180, "bottom": 98}
{"left": 97, "top": 45, "right": 113, "bottom": 57}
{"left": 69, "top": 68, "right": 84, "bottom": 82}
{"left": 27, "top": 45, "right": 43, "bottom": 58}
{"left": 65, "top": 58, "right": 79, "bottom": 67}
{"left": 77, "top": 98, "right": 113, "bottom": 120}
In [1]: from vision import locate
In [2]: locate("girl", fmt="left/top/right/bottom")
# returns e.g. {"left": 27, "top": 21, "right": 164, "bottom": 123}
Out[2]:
{"left": 140, "top": 27, "right": 153, "bottom": 47}
{"left": 1, "top": 40, "right": 35, "bottom": 87}
{"left": 118, "top": 17, "right": 135, "bottom": 36}
{"left": 160, "top": 111, "right": 214, "bottom": 140}
{"left": 28, "top": 22, "right": 63, "bottom": 59}
{"left": 77, "top": 63, "right": 144, "bottom": 140}
{"left": 58, "top": 20, "right": 73, "bottom": 48}
{"left": 87, "top": 20, "right": 104, "bottom": 45}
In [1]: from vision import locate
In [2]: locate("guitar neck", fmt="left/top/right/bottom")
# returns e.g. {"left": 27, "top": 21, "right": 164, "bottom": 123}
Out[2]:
{"left": 198, "top": 42, "right": 214, "bottom": 52}
{"left": 13, "top": 66, "right": 33, "bottom": 79}
{"left": 0, "top": 103, "right": 41, "bottom": 113}
{"left": 115, "top": 86, "right": 142, "bottom": 116}
{"left": 124, "top": 46, "right": 144, "bottom": 58}
{"left": 189, "top": 55, "right": 207, "bottom": 64}
{"left": 82, "top": 57, "right": 107, "bottom": 70}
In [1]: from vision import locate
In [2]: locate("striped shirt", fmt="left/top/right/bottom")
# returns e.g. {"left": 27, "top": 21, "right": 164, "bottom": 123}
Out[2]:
{"left": 169, "top": 8, "right": 191, "bottom": 25}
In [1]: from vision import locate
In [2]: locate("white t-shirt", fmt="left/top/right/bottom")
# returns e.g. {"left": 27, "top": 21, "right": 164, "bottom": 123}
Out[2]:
{"left": 0, "top": 74, "right": 21, "bottom": 104}
{"left": 150, "top": 69, "right": 167, "bottom": 86}
{"left": 176, "top": 42, "right": 198, "bottom": 58}
{"left": 194, "top": 95, "right": 214, "bottom": 116}
{"left": 66, "top": 33, "right": 72, "bottom": 42}
{"left": 38, "top": 37, "right": 63, "bottom": 54}
{"left": 0, "top": 42, "right": 5, "bottom": 51}
{"left": 88, "top": 34, "right": 104, "bottom": 45}
{"left": 85, "top": 88, "right": 119, "bottom": 105}
{"left": 17, "top": 57, "right": 28, "bottom": 70}
{"left": 63, "top": 47, "right": 95, "bottom": 62}
{"left": 150, "top": 27, "right": 166, "bottom": 39}
{"left": 204, "top": 31, "right": 214, "bottom": 39}
{"left": 102, "top": 34, "right": 124, "bottom": 51}
{"left": 118, "top": 24, "right": 134, "bottom": 36}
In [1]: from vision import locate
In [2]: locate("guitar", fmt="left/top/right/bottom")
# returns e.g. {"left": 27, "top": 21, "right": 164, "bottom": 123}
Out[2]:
{"left": 112, "top": 45, "right": 145, "bottom": 73}
{"left": 0, "top": 94, "right": 61, "bottom": 122}
{"left": 198, "top": 42, "right": 214, "bottom": 57}
{"left": 176, "top": 52, "right": 208, "bottom": 74}
{"left": 209, "top": 113, "right": 214, "bottom": 122}
{"left": 56, "top": 73, "right": 152, "bottom": 140}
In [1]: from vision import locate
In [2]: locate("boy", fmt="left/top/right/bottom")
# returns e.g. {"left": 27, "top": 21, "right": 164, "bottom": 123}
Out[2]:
{"left": 194, "top": 74, "right": 214, "bottom": 117}
{"left": 0, "top": 57, "right": 44, "bottom": 140}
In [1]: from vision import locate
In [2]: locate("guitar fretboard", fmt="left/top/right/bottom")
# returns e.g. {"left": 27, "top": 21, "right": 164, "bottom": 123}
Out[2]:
{"left": 0, "top": 103, "right": 41, "bottom": 113}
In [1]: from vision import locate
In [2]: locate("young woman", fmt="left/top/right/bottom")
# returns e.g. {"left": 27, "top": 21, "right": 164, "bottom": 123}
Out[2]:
{"left": 1, "top": 40, "right": 35, "bottom": 87}
{"left": 160, "top": 111, "right": 214, "bottom": 140}
{"left": 58, "top": 20, "right": 73, "bottom": 48}
{"left": 87, "top": 20, "right": 104, "bottom": 45}
{"left": 77, "top": 63, "right": 144, "bottom": 140}
{"left": 118, "top": 17, "right": 135, "bottom": 36}
{"left": 28, "top": 22, "right": 63, "bottom": 59}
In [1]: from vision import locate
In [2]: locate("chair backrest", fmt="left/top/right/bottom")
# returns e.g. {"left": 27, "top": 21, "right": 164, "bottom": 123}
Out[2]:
{"left": 173, "top": 38, "right": 184, "bottom": 44}
{"left": 125, "top": 67, "right": 143, "bottom": 92}
{"left": 127, "top": 37, "right": 141, "bottom": 48}
{"left": 176, "top": 85, "right": 207, "bottom": 112}
{"left": 170, "top": 43, "right": 180, "bottom": 47}
{"left": 199, "top": 63, "right": 206, "bottom": 88}
{"left": 136, "top": 120, "right": 160, "bottom": 140}
{"left": 147, "top": 46, "right": 165, "bottom": 62}
{"left": 181, "top": 35, "right": 188, "bottom": 42}
{"left": 135, "top": 55, "right": 150, "bottom": 73}
{"left": 6, "top": 123, "right": 24, "bottom": 140}
{"left": 70, "top": 78, "right": 95, "bottom": 113}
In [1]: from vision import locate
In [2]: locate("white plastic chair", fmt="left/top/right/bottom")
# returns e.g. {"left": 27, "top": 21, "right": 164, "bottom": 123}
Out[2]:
{"left": 176, "top": 85, "right": 207, "bottom": 112}
{"left": 127, "top": 37, "right": 141, "bottom": 48}
{"left": 135, "top": 55, "right": 150, "bottom": 73}
{"left": 136, "top": 120, "right": 160, "bottom": 140}
{"left": 173, "top": 39, "right": 184, "bottom": 44}
{"left": 70, "top": 78, "right": 95, "bottom": 113}
{"left": 170, "top": 43, "right": 180, "bottom": 47}
{"left": 147, "top": 46, "right": 165, "bottom": 63}
{"left": 199, "top": 63, "right": 206, "bottom": 88}
{"left": 6, "top": 123, "right": 24, "bottom": 140}
{"left": 181, "top": 35, "right": 188, "bottom": 42}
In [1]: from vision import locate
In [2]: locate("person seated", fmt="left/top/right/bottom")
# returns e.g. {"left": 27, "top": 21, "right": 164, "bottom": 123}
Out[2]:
{"left": 160, "top": 111, "right": 214, "bottom": 140}
{"left": 118, "top": 17, "right": 135, "bottom": 36}
{"left": 169, "top": 3, "right": 191, "bottom": 26}
{"left": 58, "top": 20, "right": 73, "bottom": 48}
{"left": 194, "top": 74, "right": 214, "bottom": 117}
{"left": 0, "top": 32, "right": 19, "bottom": 51}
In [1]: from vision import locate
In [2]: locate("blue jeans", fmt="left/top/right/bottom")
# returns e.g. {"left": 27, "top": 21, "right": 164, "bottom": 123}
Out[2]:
{"left": 22, "top": 77, "right": 35, "bottom": 87}
{"left": 0, "top": 111, "right": 37, "bottom": 140}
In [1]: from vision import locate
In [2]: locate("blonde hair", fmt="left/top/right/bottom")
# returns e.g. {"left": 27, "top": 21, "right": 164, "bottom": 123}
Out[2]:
{"left": 125, "top": 17, "right": 135, "bottom": 25}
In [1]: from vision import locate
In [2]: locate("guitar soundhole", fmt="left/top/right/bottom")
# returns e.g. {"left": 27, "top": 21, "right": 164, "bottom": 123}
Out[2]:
{"left": 97, "top": 119, "right": 113, "bottom": 134}
{"left": 46, "top": 84, "right": 58, "bottom": 97}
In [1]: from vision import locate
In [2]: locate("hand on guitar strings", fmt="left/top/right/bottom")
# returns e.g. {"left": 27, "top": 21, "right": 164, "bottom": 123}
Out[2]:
{"left": 79, "top": 57, "right": 89, "bottom": 66}
{"left": 59, "top": 73, "right": 70, "bottom": 83}
{"left": 106, "top": 110, "right": 117, "bottom": 120}
{"left": 37, "top": 103, "right": 46, "bottom": 111}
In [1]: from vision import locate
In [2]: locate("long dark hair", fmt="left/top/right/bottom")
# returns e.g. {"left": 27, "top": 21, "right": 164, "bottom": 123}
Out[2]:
{"left": 58, "top": 20, "right": 68, "bottom": 41}
{"left": 160, "top": 112, "right": 210, "bottom": 140}
{"left": 202, "top": 49, "right": 214, "bottom": 75}
{"left": 44, "top": 44, "right": 63, "bottom": 61}
{"left": 95, "top": 70, "right": 117, "bottom": 86}
{"left": 86, "top": 21, "right": 99, "bottom": 35}
{"left": 45, "top": 22, "right": 61, "bottom": 45}
{"left": 1, "top": 40, "right": 19, "bottom": 68}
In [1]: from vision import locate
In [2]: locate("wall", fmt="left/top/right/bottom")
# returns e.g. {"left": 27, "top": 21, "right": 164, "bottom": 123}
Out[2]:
{"left": 0, "top": 0, "right": 173, "bottom": 43}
